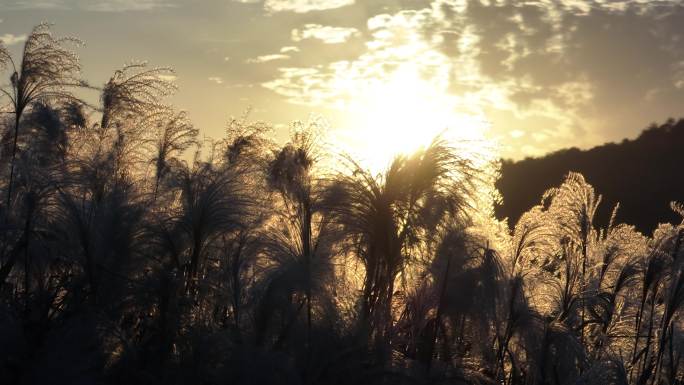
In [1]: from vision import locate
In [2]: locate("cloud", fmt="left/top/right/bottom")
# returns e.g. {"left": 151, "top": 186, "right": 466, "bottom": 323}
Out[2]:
{"left": 263, "top": 0, "right": 354, "bottom": 13}
{"left": 85, "top": 0, "right": 176, "bottom": 11}
{"left": 0, "top": 33, "right": 27, "bottom": 46}
{"left": 0, "top": 0, "right": 175, "bottom": 11}
{"left": 264, "top": 5, "right": 483, "bottom": 125}
{"left": 208, "top": 76, "right": 224, "bottom": 84}
{"left": 460, "top": 0, "right": 684, "bottom": 142}
{"left": 0, "top": 1, "right": 67, "bottom": 10}
{"left": 246, "top": 54, "right": 290, "bottom": 63}
{"left": 265, "top": 5, "right": 467, "bottom": 108}
{"left": 260, "top": 0, "right": 684, "bottom": 158}
{"left": 291, "top": 24, "right": 360, "bottom": 44}
{"left": 280, "top": 46, "right": 300, "bottom": 53}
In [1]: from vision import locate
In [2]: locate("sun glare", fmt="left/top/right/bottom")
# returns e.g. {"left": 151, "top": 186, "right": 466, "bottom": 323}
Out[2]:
{"left": 333, "top": 65, "right": 493, "bottom": 173}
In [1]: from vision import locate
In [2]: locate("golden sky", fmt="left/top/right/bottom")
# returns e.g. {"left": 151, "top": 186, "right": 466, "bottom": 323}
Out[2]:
{"left": 2, "top": 0, "right": 684, "bottom": 164}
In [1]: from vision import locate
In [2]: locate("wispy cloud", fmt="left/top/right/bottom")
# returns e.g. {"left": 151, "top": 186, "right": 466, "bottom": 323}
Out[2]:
{"left": 86, "top": 0, "right": 176, "bottom": 12}
{"left": 0, "top": 33, "right": 27, "bottom": 46}
{"left": 246, "top": 54, "right": 290, "bottom": 63}
{"left": 280, "top": 46, "right": 299, "bottom": 53}
{"left": 263, "top": 0, "right": 354, "bottom": 13}
{"left": 291, "top": 24, "right": 360, "bottom": 44}
{"left": 208, "top": 76, "right": 224, "bottom": 84}
{"left": 1, "top": 1, "right": 67, "bottom": 10}
{"left": 0, "top": 0, "right": 176, "bottom": 11}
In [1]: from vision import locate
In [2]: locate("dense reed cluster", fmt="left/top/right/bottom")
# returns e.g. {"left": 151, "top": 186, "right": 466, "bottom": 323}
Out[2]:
{"left": 1, "top": 24, "right": 683, "bottom": 385}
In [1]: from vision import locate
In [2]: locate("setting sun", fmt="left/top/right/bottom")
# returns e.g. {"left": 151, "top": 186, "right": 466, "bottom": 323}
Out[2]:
{"left": 333, "top": 64, "right": 492, "bottom": 172}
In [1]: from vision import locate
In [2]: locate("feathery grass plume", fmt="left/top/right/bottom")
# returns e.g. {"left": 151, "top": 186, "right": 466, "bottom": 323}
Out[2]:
{"left": 508, "top": 204, "right": 555, "bottom": 273}
{"left": 542, "top": 172, "right": 600, "bottom": 252}
{"left": 166, "top": 158, "right": 252, "bottom": 295}
{"left": 651, "top": 203, "right": 684, "bottom": 383}
{"left": 671, "top": 201, "right": 684, "bottom": 222}
{"left": 0, "top": 41, "right": 9, "bottom": 71}
{"left": 393, "top": 279, "right": 438, "bottom": 362}
{"left": 575, "top": 355, "right": 629, "bottom": 385}
{"left": 267, "top": 120, "right": 322, "bottom": 198}
{"left": 212, "top": 227, "right": 262, "bottom": 335}
{"left": 536, "top": 320, "right": 588, "bottom": 383}
{"left": 61, "top": 99, "right": 88, "bottom": 130}
{"left": 94, "top": 63, "right": 177, "bottom": 185}
{"left": 585, "top": 261, "right": 638, "bottom": 357}
{"left": 494, "top": 274, "right": 541, "bottom": 382}
{"left": 149, "top": 110, "right": 198, "bottom": 200}
{"left": 53, "top": 161, "right": 147, "bottom": 305}
{"left": 326, "top": 137, "right": 477, "bottom": 366}
{"left": 583, "top": 222, "right": 646, "bottom": 359}
{"left": 542, "top": 172, "right": 601, "bottom": 345}
{"left": 22, "top": 101, "right": 70, "bottom": 164}
{"left": 0, "top": 142, "right": 61, "bottom": 291}
{"left": 223, "top": 109, "right": 273, "bottom": 169}
{"left": 257, "top": 121, "right": 338, "bottom": 375}
{"left": 422, "top": 227, "right": 505, "bottom": 377}
{"left": 0, "top": 23, "right": 82, "bottom": 211}
{"left": 99, "top": 62, "right": 176, "bottom": 130}
{"left": 629, "top": 234, "right": 669, "bottom": 382}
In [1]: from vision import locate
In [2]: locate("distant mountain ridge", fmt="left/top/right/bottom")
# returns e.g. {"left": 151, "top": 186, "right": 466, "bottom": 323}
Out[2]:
{"left": 495, "top": 118, "right": 684, "bottom": 234}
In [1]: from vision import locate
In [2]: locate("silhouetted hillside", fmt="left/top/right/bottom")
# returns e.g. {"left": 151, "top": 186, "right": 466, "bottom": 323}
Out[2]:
{"left": 496, "top": 118, "right": 684, "bottom": 234}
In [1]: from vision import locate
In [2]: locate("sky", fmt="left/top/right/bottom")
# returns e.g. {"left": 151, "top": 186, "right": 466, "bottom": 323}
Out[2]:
{"left": 1, "top": 0, "right": 684, "bottom": 164}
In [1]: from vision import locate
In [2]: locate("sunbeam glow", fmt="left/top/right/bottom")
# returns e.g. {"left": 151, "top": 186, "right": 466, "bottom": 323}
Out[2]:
{"left": 333, "top": 64, "right": 493, "bottom": 173}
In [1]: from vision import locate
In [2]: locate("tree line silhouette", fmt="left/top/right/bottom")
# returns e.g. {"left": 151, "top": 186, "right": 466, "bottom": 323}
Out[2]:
{"left": 496, "top": 119, "right": 684, "bottom": 234}
{"left": 1, "top": 24, "right": 683, "bottom": 385}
